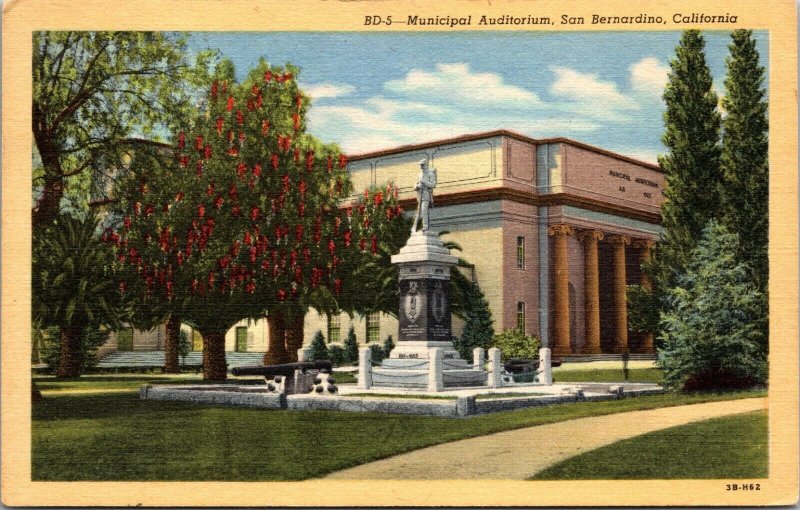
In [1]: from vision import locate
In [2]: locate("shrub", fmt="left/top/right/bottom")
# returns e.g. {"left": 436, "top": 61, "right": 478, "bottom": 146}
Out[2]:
{"left": 328, "top": 345, "right": 346, "bottom": 366}
{"left": 490, "top": 329, "right": 541, "bottom": 361}
{"left": 178, "top": 329, "right": 191, "bottom": 364}
{"left": 382, "top": 334, "right": 395, "bottom": 358}
{"left": 369, "top": 344, "right": 385, "bottom": 363}
{"left": 455, "top": 280, "right": 495, "bottom": 359}
{"left": 657, "top": 221, "right": 767, "bottom": 391}
{"left": 343, "top": 326, "right": 359, "bottom": 365}
{"left": 309, "top": 330, "right": 329, "bottom": 361}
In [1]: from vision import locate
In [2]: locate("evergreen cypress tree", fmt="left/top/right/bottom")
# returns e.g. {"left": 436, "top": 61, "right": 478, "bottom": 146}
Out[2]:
{"left": 655, "top": 30, "right": 723, "bottom": 286}
{"left": 309, "top": 330, "right": 329, "bottom": 361}
{"left": 382, "top": 334, "right": 395, "bottom": 358}
{"left": 720, "top": 30, "right": 769, "bottom": 293}
{"left": 343, "top": 325, "right": 359, "bottom": 365}
{"left": 455, "top": 281, "right": 495, "bottom": 360}
{"left": 657, "top": 221, "right": 767, "bottom": 391}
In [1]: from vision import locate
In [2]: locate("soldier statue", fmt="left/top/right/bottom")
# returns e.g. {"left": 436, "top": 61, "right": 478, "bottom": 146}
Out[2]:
{"left": 411, "top": 159, "right": 437, "bottom": 234}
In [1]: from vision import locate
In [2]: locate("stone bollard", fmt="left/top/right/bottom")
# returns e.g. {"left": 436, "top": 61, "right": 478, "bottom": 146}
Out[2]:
{"left": 428, "top": 347, "right": 444, "bottom": 392}
{"left": 488, "top": 347, "right": 503, "bottom": 388}
{"left": 297, "top": 346, "right": 312, "bottom": 362}
{"left": 357, "top": 347, "right": 373, "bottom": 389}
{"left": 472, "top": 347, "right": 485, "bottom": 370}
{"left": 538, "top": 347, "right": 553, "bottom": 385}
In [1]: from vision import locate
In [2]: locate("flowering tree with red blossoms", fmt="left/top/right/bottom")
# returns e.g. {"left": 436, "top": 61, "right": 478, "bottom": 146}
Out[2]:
{"left": 109, "top": 59, "right": 405, "bottom": 380}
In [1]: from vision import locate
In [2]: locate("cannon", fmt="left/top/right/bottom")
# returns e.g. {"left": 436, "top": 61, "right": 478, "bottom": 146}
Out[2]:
{"left": 231, "top": 360, "right": 333, "bottom": 377}
{"left": 231, "top": 360, "right": 336, "bottom": 395}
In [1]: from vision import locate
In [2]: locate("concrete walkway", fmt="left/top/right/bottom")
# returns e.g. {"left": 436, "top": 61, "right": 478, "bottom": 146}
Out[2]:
{"left": 325, "top": 397, "right": 767, "bottom": 480}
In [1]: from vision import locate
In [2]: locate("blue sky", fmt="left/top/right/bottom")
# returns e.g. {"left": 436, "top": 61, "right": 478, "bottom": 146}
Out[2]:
{"left": 188, "top": 31, "right": 768, "bottom": 163}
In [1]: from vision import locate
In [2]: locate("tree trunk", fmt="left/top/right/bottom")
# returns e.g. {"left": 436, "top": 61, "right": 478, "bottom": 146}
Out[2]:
{"left": 284, "top": 313, "right": 305, "bottom": 363}
{"left": 201, "top": 330, "right": 227, "bottom": 381}
{"left": 32, "top": 104, "right": 66, "bottom": 230}
{"left": 56, "top": 326, "right": 83, "bottom": 378}
{"left": 263, "top": 316, "right": 289, "bottom": 365}
{"left": 164, "top": 314, "right": 181, "bottom": 373}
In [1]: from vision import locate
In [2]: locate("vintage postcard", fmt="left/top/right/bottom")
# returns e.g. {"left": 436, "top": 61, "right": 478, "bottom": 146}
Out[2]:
{"left": 2, "top": 0, "right": 798, "bottom": 506}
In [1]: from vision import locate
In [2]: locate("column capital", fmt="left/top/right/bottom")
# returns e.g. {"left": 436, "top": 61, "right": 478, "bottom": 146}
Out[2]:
{"left": 547, "top": 224, "right": 575, "bottom": 237}
{"left": 577, "top": 229, "right": 604, "bottom": 242}
{"left": 606, "top": 234, "right": 631, "bottom": 245}
{"left": 632, "top": 239, "right": 656, "bottom": 250}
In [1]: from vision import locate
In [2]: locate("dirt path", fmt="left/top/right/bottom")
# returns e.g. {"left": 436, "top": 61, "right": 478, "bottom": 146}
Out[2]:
{"left": 325, "top": 397, "right": 767, "bottom": 480}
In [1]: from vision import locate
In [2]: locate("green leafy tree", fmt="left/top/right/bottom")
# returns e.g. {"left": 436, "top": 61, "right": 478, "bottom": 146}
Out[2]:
{"left": 653, "top": 30, "right": 723, "bottom": 288}
{"left": 309, "top": 330, "right": 329, "bottom": 361}
{"left": 369, "top": 344, "right": 385, "bottom": 363}
{"left": 178, "top": 328, "right": 191, "bottom": 365}
{"left": 42, "top": 326, "right": 110, "bottom": 373}
{"left": 343, "top": 326, "right": 359, "bottom": 364}
{"left": 32, "top": 32, "right": 215, "bottom": 228}
{"left": 719, "top": 30, "right": 769, "bottom": 294}
{"left": 112, "top": 59, "right": 404, "bottom": 379}
{"left": 32, "top": 213, "right": 128, "bottom": 377}
{"left": 490, "top": 329, "right": 541, "bottom": 361}
{"left": 454, "top": 280, "right": 495, "bottom": 359}
{"left": 657, "top": 221, "right": 767, "bottom": 391}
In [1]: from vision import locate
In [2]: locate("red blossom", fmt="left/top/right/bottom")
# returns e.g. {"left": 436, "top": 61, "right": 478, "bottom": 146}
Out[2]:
{"left": 232, "top": 204, "right": 241, "bottom": 217}
{"left": 244, "top": 231, "right": 252, "bottom": 245}
{"left": 249, "top": 246, "right": 257, "bottom": 263}
{"left": 374, "top": 192, "right": 383, "bottom": 206}
{"left": 305, "top": 151, "right": 315, "bottom": 172}
{"left": 250, "top": 207, "right": 260, "bottom": 221}
{"left": 261, "top": 119, "right": 270, "bottom": 135}
{"left": 293, "top": 113, "right": 300, "bottom": 131}
{"left": 271, "top": 153, "right": 279, "bottom": 170}
{"left": 295, "top": 94, "right": 303, "bottom": 109}
{"left": 339, "top": 154, "right": 348, "bottom": 169}
{"left": 237, "top": 162, "right": 247, "bottom": 178}
{"left": 134, "top": 202, "right": 141, "bottom": 215}
{"left": 119, "top": 281, "right": 127, "bottom": 293}
{"left": 204, "top": 144, "right": 212, "bottom": 160}
{"left": 246, "top": 281, "right": 256, "bottom": 294}
{"left": 214, "top": 195, "right": 224, "bottom": 209}
{"left": 277, "top": 289, "right": 286, "bottom": 301}
{"left": 282, "top": 175, "right": 290, "bottom": 193}
{"left": 216, "top": 117, "right": 224, "bottom": 135}
{"left": 207, "top": 183, "right": 215, "bottom": 197}
{"left": 252, "top": 163, "right": 262, "bottom": 178}
{"left": 178, "top": 131, "right": 186, "bottom": 149}
{"left": 198, "top": 204, "right": 206, "bottom": 218}
{"left": 327, "top": 239, "right": 336, "bottom": 256}
{"left": 252, "top": 84, "right": 260, "bottom": 96}
{"left": 228, "top": 184, "right": 238, "bottom": 199}
{"left": 334, "top": 278, "right": 342, "bottom": 295}
{"left": 298, "top": 203, "right": 305, "bottom": 217}
{"left": 371, "top": 236, "right": 378, "bottom": 255}
{"left": 145, "top": 204, "right": 155, "bottom": 217}
{"left": 236, "top": 110, "right": 244, "bottom": 125}
{"left": 326, "top": 156, "right": 333, "bottom": 173}
{"left": 211, "top": 80, "right": 219, "bottom": 98}
{"left": 123, "top": 216, "right": 131, "bottom": 229}
{"left": 226, "top": 96, "right": 235, "bottom": 112}
{"left": 196, "top": 160, "right": 204, "bottom": 176}
{"left": 179, "top": 155, "right": 189, "bottom": 168}
{"left": 227, "top": 147, "right": 239, "bottom": 156}
{"left": 343, "top": 230, "right": 352, "bottom": 247}
{"left": 195, "top": 135, "right": 204, "bottom": 150}
{"left": 264, "top": 70, "right": 272, "bottom": 82}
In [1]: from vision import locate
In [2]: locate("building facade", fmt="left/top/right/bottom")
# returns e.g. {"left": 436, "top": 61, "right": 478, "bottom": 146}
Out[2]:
{"left": 103, "top": 130, "right": 663, "bottom": 358}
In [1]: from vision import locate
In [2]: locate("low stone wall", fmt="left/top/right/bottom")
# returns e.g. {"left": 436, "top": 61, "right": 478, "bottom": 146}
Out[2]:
{"left": 140, "top": 384, "right": 666, "bottom": 417}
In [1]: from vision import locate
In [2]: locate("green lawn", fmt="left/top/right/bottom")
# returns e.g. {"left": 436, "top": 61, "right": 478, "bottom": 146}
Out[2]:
{"left": 33, "top": 384, "right": 764, "bottom": 481}
{"left": 532, "top": 410, "right": 768, "bottom": 480}
{"left": 553, "top": 368, "right": 663, "bottom": 384}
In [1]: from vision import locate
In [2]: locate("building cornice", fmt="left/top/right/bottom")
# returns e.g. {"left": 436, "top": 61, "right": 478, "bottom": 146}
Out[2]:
{"left": 348, "top": 129, "right": 662, "bottom": 172}
{"left": 397, "top": 186, "right": 662, "bottom": 225}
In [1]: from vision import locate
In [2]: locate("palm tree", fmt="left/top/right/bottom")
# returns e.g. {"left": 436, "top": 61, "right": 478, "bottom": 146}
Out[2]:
{"left": 32, "top": 213, "right": 128, "bottom": 377}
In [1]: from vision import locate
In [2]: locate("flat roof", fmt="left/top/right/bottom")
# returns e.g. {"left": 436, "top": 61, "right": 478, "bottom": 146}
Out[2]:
{"left": 348, "top": 129, "right": 661, "bottom": 172}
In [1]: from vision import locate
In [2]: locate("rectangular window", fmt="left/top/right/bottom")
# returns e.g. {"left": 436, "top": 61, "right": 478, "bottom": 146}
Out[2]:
{"left": 327, "top": 313, "right": 341, "bottom": 343}
{"left": 517, "top": 302, "right": 526, "bottom": 332}
{"left": 517, "top": 236, "right": 525, "bottom": 270}
{"left": 366, "top": 312, "right": 380, "bottom": 343}
{"left": 235, "top": 326, "right": 248, "bottom": 352}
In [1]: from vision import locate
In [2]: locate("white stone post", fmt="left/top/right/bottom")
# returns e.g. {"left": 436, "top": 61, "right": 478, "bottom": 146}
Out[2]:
{"left": 538, "top": 348, "right": 553, "bottom": 385}
{"left": 297, "top": 346, "right": 312, "bottom": 362}
{"left": 488, "top": 347, "right": 503, "bottom": 388}
{"left": 472, "top": 347, "right": 485, "bottom": 370}
{"left": 428, "top": 347, "right": 444, "bottom": 392}
{"left": 357, "top": 347, "right": 373, "bottom": 389}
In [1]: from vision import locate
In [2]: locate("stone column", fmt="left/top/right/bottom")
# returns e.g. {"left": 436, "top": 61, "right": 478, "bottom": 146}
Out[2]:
{"left": 472, "top": 347, "right": 485, "bottom": 370}
{"left": 607, "top": 235, "right": 631, "bottom": 353}
{"left": 633, "top": 239, "right": 656, "bottom": 353}
{"left": 578, "top": 230, "right": 604, "bottom": 354}
{"left": 538, "top": 348, "right": 553, "bottom": 385}
{"left": 548, "top": 224, "right": 575, "bottom": 356}
{"left": 488, "top": 347, "right": 503, "bottom": 388}
{"left": 357, "top": 347, "right": 373, "bottom": 389}
{"left": 428, "top": 348, "right": 444, "bottom": 392}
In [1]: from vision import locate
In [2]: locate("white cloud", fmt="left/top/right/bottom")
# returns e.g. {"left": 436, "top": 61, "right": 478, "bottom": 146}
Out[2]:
{"left": 301, "top": 82, "right": 355, "bottom": 100}
{"left": 629, "top": 57, "right": 669, "bottom": 96}
{"left": 385, "top": 63, "right": 540, "bottom": 105}
{"left": 550, "top": 67, "right": 637, "bottom": 109}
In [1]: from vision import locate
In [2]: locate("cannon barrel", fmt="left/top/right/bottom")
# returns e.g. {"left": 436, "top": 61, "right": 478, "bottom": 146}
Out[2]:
{"left": 231, "top": 360, "right": 333, "bottom": 377}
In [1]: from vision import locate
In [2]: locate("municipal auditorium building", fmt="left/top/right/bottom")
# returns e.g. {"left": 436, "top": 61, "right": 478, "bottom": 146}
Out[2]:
{"left": 100, "top": 130, "right": 664, "bottom": 360}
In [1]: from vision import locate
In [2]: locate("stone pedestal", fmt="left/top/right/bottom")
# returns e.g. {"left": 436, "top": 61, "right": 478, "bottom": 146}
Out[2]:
{"left": 391, "top": 231, "right": 459, "bottom": 358}
{"left": 369, "top": 231, "right": 486, "bottom": 389}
